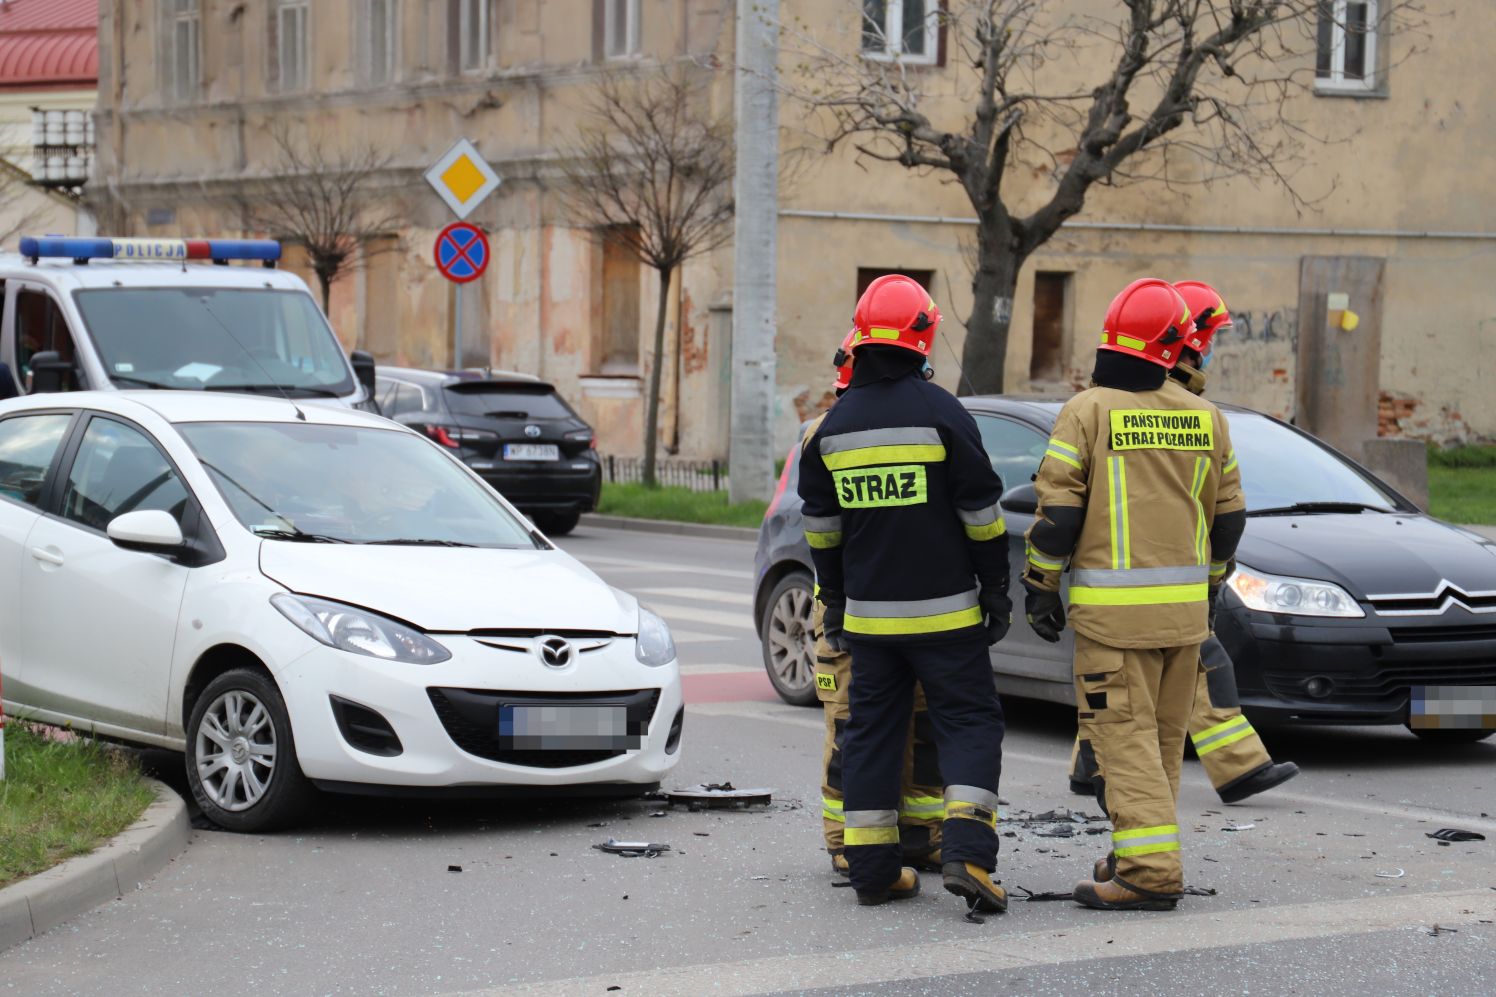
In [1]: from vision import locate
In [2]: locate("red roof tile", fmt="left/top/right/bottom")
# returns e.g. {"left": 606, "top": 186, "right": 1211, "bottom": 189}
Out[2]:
{"left": 0, "top": 0, "right": 98, "bottom": 90}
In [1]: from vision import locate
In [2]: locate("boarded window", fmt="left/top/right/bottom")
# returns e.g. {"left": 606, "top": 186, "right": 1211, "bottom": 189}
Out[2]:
{"left": 1030, "top": 271, "right": 1070, "bottom": 382}
{"left": 600, "top": 230, "right": 641, "bottom": 373}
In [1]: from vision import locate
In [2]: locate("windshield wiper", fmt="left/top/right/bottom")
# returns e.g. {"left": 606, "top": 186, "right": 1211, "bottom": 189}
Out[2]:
{"left": 364, "top": 538, "right": 478, "bottom": 547}
{"left": 251, "top": 527, "right": 351, "bottom": 543}
{"left": 109, "top": 374, "right": 171, "bottom": 389}
{"left": 203, "top": 384, "right": 344, "bottom": 398}
{"left": 1248, "top": 501, "right": 1393, "bottom": 518}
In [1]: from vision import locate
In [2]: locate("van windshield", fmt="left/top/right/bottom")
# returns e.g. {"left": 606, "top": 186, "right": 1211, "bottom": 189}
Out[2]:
{"left": 73, "top": 288, "right": 354, "bottom": 397}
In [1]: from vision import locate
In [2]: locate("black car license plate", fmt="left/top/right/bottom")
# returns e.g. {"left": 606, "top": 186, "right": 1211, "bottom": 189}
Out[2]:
{"left": 498, "top": 704, "right": 634, "bottom": 750}
{"left": 1409, "top": 685, "right": 1496, "bottom": 730}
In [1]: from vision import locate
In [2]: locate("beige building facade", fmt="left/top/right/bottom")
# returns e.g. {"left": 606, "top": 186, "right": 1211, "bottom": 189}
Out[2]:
{"left": 93, "top": 1, "right": 1495, "bottom": 463}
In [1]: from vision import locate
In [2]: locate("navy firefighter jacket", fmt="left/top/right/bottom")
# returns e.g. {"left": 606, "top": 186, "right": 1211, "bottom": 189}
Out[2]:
{"left": 797, "top": 364, "right": 1009, "bottom": 644}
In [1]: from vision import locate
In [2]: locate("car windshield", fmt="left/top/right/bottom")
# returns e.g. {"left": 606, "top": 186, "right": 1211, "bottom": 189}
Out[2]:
{"left": 443, "top": 383, "right": 575, "bottom": 419}
{"left": 74, "top": 288, "right": 354, "bottom": 396}
{"left": 1227, "top": 412, "right": 1399, "bottom": 512}
{"left": 179, "top": 421, "right": 539, "bottom": 547}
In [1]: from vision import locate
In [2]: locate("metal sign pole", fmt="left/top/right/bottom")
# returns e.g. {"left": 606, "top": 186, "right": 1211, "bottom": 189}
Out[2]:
{"left": 455, "top": 284, "right": 464, "bottom": 369}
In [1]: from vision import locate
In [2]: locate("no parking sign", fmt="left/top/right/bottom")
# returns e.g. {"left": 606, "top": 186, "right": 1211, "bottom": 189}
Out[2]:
{"left": 434, "top": 222, "right": 489, "bottom": 284}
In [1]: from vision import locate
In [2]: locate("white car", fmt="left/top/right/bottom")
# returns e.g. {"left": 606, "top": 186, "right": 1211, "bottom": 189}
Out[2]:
{"left": 0, "top": 391, "right": 683, "bottom": 831}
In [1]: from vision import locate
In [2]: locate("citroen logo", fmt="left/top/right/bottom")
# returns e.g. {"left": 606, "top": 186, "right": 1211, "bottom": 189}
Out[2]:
{"left": 524, "top": 425, "right": 542, "bottom": 438}
{"left": 537, "top": 636, "right": 573, "bottom": 668}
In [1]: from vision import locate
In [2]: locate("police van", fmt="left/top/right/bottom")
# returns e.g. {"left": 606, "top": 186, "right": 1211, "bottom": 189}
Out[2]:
{"left": 0, "top": 236, "right": 377, "bottom": 408}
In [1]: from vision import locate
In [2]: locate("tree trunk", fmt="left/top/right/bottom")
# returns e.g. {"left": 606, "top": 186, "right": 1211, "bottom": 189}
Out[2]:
{"left": 959, "top": 219, "right": 1023, "bottom": 396}
{"left": 317, "top": 272, "right": 332, "bottom": 315}
{"left": 642, "top": 266, "right": 673, "bottom": 488}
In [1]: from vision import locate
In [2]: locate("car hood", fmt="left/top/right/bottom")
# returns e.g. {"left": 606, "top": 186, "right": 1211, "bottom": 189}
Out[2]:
{"left": 1236, "top": 513, "right": 1496, "bottom": 598}
{"left": 258, "top": 543, "right": 639, "bottom": 633}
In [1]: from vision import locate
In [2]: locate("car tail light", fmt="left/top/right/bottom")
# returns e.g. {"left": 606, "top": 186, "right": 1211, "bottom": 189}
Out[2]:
{"left": 764, "top": 442, "right": 799, "bottom": 521}
{"left": 425, "top": 425, "right": 461, "bottom": 448}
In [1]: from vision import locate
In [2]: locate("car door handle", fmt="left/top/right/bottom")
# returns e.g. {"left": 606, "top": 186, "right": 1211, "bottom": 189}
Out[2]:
{"left": 29, "top": 546, "right": 65, "bottom": 566}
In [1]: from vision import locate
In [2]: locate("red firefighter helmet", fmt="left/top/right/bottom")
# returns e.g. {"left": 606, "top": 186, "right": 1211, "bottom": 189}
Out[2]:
{"left": 850, "top": 274, "right": 939, "bottom": 357}
{"left": 1172, "top": 280, "right": 1232, "bottom": 356}
{"left": 832, "top": 328, "right": 856, "bottom": 391}
{"left": 1099, "top": 278, "right": 1192, "bottom": 368}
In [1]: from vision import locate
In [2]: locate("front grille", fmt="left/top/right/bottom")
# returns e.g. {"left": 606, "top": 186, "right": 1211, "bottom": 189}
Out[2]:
{"left": 1264, "top": 660, "right": 1496, "bottom": 703}
{"left": 427, "top": 687, "right": 660, "bottom": 768}
{"left": 1368, "top": 589, "right": 1496, "bottom": 615}
{"left": 1390, "top": 624, "right": 1496, "bottom": 644}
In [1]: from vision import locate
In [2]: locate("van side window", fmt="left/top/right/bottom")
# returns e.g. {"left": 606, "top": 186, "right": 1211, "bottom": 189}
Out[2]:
{"left": 17, "top": 290, "right": 83, "bottom": 391}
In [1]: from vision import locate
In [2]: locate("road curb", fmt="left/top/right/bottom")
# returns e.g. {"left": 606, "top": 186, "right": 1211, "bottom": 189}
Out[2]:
{"left": 580, "top": 513, "right": 758, "bottom": 542}
{"left": 0, "top": 778, "right": 189, "bottom": 953}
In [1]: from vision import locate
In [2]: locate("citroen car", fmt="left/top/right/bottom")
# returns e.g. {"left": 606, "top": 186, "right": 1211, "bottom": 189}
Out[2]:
{"left": 756, "top": 397, "right": 1496, "bottom": 742}
{"left": 0, "top": 391, "right": 682, "bottom": 832}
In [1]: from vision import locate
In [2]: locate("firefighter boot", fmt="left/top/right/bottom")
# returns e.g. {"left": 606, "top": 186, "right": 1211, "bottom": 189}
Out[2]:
{"left": 1218, "top": 761, "right": 1300, "bottom": 805}
{"left": 1073, "top": 876, "right": 1179, "bottom": 912}
{"left": 942, "top": 862, "right": 1008, "bottom": 914}
{"left": 908, "top": 848, "right": 943, "bottom": 873}
{"left": 830, "top": 850, "right": 850, "bottom": 878}
{"left": 1091, "top": 853, "right": 1114, "bottom": 883}
{"left": 855, "top": 867, "right": 921, "bottom": 907}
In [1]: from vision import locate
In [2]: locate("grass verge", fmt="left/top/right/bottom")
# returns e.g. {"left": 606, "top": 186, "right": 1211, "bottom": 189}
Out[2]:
{"left": 598, "top": 483, "right": 768, "bottom": 528}
{"left": 0, "top": 724, "right": 155, "bottom": 889}
{"left": 1428, "top": 466, "right": 1496, "bottom": 525}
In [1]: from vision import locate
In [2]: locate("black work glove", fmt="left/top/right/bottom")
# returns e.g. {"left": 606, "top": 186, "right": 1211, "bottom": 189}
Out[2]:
{"left": 819, "top": 591, "right": 848, "bottom": 653}
{"left": 1208, "top": 586, "right": 1221, "bottom": 634}
{"left": 1024, "top": 586, "right": 1066, "bottom": 643}
{"left": 979, "top": 586, "right": 1012, "bottom": 646}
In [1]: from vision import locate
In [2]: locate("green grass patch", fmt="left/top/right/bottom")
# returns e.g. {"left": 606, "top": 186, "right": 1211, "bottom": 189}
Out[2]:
{"left": 1428, "top": 444, "right": 1496, "bottom": 469}
{"left": 1428, "top": 465, "right": 1496, "bottom": 525}
{"left": 0, "top": 724, "right": 156, "bottom": 888}
{"left": 599, "top": 482, "right": 768, "bottom": 528}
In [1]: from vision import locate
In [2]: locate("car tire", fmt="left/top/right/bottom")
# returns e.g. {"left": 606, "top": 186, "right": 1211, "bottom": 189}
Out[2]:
{"left": 538, "top": 510, "right": 581, "bottom": 536}
{"left": 760, "top": 571, "right": 819, "bottom": 707}
{"left": 185, "top": 668, "right": 317, "bottom": 832}
{"left": 1406, "top": 726, "right": 1494, "bottom": 743}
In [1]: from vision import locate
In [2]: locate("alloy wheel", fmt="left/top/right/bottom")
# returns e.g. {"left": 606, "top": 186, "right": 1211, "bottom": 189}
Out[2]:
{"left": 767, "top": 583, "right": 816, "bottom": 695}
{"left": 195, "top": 689, "right": 277, "bottom": 812}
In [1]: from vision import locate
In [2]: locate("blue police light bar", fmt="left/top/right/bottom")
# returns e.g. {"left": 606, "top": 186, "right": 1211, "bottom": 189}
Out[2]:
{"left": 19, "top": 236, "right": 281, "bottom": 266}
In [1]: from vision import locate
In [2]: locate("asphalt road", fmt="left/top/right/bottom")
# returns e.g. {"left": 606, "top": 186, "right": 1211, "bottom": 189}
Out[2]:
{"left": 2, "top": 525, "right": 1493, "bottom": 995}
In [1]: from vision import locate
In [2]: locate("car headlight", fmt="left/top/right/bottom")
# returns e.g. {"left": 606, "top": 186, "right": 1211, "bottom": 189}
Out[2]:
{"left": 1227, "top": 566, "right": 1364, "bottom": 619}
{"left": 635, "top": 606, "right": 677, "bottom": 667}
{"left": 271, "top": 593, "right": 452, "bottom": 664}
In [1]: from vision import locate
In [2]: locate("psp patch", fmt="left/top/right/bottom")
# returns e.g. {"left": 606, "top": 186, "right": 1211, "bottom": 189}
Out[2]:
{"left": 1109, "top": 409, "right": 1214, "bottom": 451}
{"left": 833, "top": 464, "right": 927, "bottom": 508}
{"left": 815, "top": 673, "right": 837, "bottom": 691}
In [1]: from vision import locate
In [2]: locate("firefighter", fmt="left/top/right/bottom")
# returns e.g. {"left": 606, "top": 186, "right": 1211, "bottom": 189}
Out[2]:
{"left": 798, "top": 274, "right": 1012, "bottom": 913}
{"left": 1065, "top": 281, "right": 1299, "bottom": 806}
{"left": 811, "top": 332, "right": 945, "bottom": 877}
{"left": 1023, "top": 278, "right": 1246, "bottom": 911}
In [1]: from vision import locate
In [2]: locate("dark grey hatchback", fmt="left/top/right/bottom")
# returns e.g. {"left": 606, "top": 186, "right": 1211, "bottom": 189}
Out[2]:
{"left": 376, "top": 367, "right": 600, "bottom": 535}
{"left": 755, "top": 397, "right": 1496, "bottom": 741}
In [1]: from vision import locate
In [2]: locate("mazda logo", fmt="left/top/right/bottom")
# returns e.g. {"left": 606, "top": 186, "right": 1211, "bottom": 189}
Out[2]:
{"left": 537, "top": 636, "right": 573, "bottom": 668}
{"left": 524, "top": 425, "right": 542, "bottom": 438}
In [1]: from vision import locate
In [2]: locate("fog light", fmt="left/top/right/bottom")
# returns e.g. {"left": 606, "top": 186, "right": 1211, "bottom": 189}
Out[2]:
{"left": 1304, "top": 676, "right": 1334, "bottom": 699}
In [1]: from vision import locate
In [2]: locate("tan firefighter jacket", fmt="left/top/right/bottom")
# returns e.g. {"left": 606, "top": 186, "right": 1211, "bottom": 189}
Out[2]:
{"left": 1024, "top": 381, "right": 1245, "bottom": 649}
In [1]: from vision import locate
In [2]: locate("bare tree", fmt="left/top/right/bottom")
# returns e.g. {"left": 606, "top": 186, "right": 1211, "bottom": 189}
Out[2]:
{"left": 248, "top": 123, "right": 400, "bottom": 313}
{"left": 555, "top": 67, "right": 735, "bottom": 488}
{"left": 781, "top": 1, "right": 1424, "bottom": 393}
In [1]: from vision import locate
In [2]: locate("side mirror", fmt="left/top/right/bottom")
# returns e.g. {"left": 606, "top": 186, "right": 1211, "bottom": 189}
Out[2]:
{"left": 28, "top": 350, "right": 71, "bottom": 394}
{"left": 106, "top": 510, "right": 185, "bottom": 554}
{"left": 999, "top": 482, "right": 1038, "bottom": 515}
{"left": 350, "top": 350, "right": 378, "bottom": 405}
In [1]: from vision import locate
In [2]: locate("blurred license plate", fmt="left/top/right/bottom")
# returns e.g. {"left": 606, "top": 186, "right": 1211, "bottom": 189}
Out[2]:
{"left": 503, "top": 444, "right": 559, "bottom": 461}
{"left": 498, "top": 704, "right": 634, "bottom": 750}
{"left": 1409, "top": 686, "right": 1496, "bottom": 730}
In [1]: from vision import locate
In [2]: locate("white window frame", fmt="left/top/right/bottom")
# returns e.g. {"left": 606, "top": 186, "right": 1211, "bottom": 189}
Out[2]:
{"left": 459, "top": 0, "right": 491, "bottom": 73}
{"left": 162, "top": 0, "right": 201, "bottom": 103}
{"left": 276, "top": 0, "right": 311, "bottom": 93}
{"left": 1315, "top": 0, "right": 1379, "bottom": 94}
{"left": 604, "top": 0, "right": 641, "bottom": 61}
{"left": 862, "top": 0, "right": 938, "bottom": 66}
{"left": 361, "top": 0, "right": 399, "bottom": 85}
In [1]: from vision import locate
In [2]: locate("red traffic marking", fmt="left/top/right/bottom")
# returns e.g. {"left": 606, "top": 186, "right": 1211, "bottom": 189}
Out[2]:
{"left": 434, "top": 222, "right": 489, "bottom": 284}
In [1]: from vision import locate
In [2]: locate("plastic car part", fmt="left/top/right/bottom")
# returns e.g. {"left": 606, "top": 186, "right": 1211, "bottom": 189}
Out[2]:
{"left": 593, "top": 839, "right": 671, "bottom": 857}
{"left": 1425, "top": 828, "right": 1485, "bottom": 842}
{"left": 664, "top": 782, "right": 773, "bottom": 810}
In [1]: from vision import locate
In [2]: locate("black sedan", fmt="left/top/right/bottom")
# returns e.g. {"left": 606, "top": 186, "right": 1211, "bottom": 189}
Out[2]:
{"left": 375, "top": 367, "right": 601, "bottom": 535}
{"left": 754, "top": 397, "right": 1496, "bottom": 741}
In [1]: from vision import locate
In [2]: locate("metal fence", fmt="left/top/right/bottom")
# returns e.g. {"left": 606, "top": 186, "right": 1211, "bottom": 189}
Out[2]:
{"left": 602, "top": 456, "right": 726, "bottom": 492}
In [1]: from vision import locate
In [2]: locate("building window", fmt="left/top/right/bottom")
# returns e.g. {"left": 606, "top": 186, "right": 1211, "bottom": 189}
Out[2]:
{"left": 862, "top": 0, "right": 939, "bottom": 65}
{"left": 271, "top": 0, "right": 311, "bottom": 93}
{"left": 604, "top": 0, "right": 641, "bottom": 60}
{"left": 160, "top": 0, "right": 201, "bottom": 102}
{"left": 856, "top": 268, "right": 935, "bottom": 303}
{"left": 1315, "top": 0, "right": 1378, "bottom": 93}
{"left": 359, "top": 0, "right": 399, "bottom": 85}
{"left": 1030, "top": 271, "right": 1071, "bottom": 382}
{"left": 455, "top": 0, "right": 491, "bottom": 72}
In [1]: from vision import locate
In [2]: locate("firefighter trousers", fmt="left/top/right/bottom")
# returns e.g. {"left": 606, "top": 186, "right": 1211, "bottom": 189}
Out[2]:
{"left": 1070, "top": 638, "right": 1273, "bottom": 797}
{"left": 841, "top": 636, "right": 1004, "bottom": 894}
{"left": 1073, "top": 632, "right": 1196, "bottom": 897}
{"left": 818, "top": 645, "right": 943, "bottom": 861}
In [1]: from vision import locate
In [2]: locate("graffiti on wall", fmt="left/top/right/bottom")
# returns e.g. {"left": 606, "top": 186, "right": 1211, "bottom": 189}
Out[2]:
{"left": 1229, "top": 307, "right": 1298, "bottom": 344}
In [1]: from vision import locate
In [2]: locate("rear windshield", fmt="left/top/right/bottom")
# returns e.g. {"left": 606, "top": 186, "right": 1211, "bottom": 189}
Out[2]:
{"left": 444, "top": 384, "right": 575, "bottom": 420}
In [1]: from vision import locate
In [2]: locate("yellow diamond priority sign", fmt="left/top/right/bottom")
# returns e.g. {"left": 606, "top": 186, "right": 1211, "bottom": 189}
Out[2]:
{"left": 425, "top": 138, "right": 502, "bottom": 220}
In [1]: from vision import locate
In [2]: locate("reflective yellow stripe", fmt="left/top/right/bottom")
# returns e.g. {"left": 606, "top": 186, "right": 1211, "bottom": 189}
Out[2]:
{"left": 964, "top": 519, "right": 1007, "bottom": 541}
{"left": 1192, "top": 715, "right": 1256, "bottom": 755}
{"left": 822, "top": 798, "right": 845, "bottom": 822}
{"left": 844, "top": 606, "right": 983, "bottom": 635}
{"left": 823, "top": 444, "right": 946, "bottom": 471}
{"left": 945, "top": 801, "right": 998, "bottom": 827}
{"left": 1115, "top": 334, "right": 1146, "bottom": 351}
{"left": 1107, "top": 456, "right": 1130, "bottom": 571}
{"left": 1048, "top": 438, "right": 1080, "bottom": 456}
{"left": 805, "top": 530, "right": 842, "bottom": 549}
{"left": 1112, "top": 823, "right": 1180, "bottom": 857}
{"left": 868, "top": 326, "right": 902, "bottom": 340}
{"left": 1196, "top": 725, "right": 1256, "bottom": 756}
{"left": 1045, "top": 447, "right": 1083, "bottom": 470}
{"left": 900, "top": 796, "right": 945, "bottom": 819}
{"left": 1209, "top": 560, "right": 1231, "bottom": 579}
{"left": 1027, "top": 544, "right": 1066, "bottom": 571}
{"left": 1223, "top": 451, "right": 1238, "bottom": 474}
{"left": 1069, "top": 582, "right": 1209, "bottom": 606}
{"left": 1190, "top": 455, "right": 1209, "bottom": 566}
{"left": 844, "top": 826, "right": 900, "bottom": 846}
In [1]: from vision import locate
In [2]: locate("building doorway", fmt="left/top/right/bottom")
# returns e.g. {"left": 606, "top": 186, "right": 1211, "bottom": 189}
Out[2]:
{"left": 1030, "top": 271, "right": 1070, "bottom": 383}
